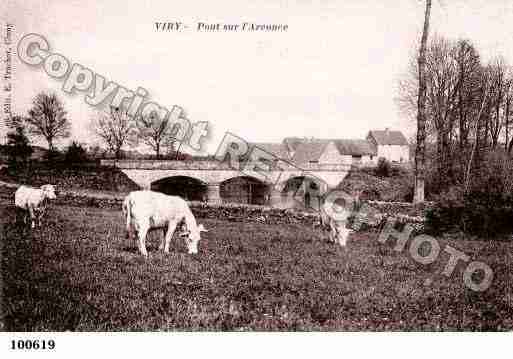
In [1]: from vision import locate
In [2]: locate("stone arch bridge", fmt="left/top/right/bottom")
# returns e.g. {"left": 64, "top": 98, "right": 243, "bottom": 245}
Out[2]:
{"left": 102, "top": 160, "right": 351, "bottom": 209}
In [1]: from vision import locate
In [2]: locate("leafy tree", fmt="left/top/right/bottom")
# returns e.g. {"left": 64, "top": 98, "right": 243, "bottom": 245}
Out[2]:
{"left": 5, "top": 115, "right": 33, "bottom": 167}
{"left": 26, "top": 92, "right": 71, "bottom": 151}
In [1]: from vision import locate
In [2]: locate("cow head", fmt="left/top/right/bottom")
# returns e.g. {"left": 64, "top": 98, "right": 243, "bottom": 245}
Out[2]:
{"left": 40, "top": 184, "right": 57, "bottom": 200}
{"left": 181, "top": 223, "right": 208, "bottom": 254}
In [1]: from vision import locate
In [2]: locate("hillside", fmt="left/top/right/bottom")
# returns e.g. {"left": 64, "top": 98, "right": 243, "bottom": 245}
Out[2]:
{"left": 0, "top": 165, "right": 139, "bottom": 192}
{"left": 338, "top": 165, "right": 414, "bottom": 202}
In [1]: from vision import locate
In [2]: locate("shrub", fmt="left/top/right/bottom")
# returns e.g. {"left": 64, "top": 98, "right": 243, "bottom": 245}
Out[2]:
{"left": 426, "top": 150, "right": 513, "bottom": 237}
{"left": 6, "top": 126, "right": 33, "bottom": 168}
{"left": 425, "top": 185, "right": 465, "bottom": 234}
{"left": 65, "top": 141, "right": 89, "bottom": 164}
{"left": 44, "top": 149, "right": 63, "bottom": 163}
{"left": 375, "top": 158, "right": 391, "bottom": 177}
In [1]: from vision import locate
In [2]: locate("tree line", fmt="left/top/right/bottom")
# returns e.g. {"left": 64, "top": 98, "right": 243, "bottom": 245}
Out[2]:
{"left": 4, "top": 92, "right": 191, "bottom": 166}
{"left": 397, "top": 35, "right": 513, "bottom": 195}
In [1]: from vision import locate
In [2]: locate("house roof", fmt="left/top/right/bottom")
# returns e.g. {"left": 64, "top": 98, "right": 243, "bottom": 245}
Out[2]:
{"left": 282, "top": 137, "right": 379, "bottom": 165}
{"left": 291, "top": 140, "right": 331, "bottom": 165}
{"left": 282, "top": 137, "right": 306, "bottom": 153}
{"left": 333, "top": 139, "right": 377, "bottom": 156}
{"left": 250, "top": 142, "right": 291, "bottom": 160}
{"left": 368, "top": 130, "right": 408, "bottom": 146}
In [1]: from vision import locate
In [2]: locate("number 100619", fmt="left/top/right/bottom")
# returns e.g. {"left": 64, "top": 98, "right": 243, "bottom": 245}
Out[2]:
{"left": 11, "top": 339, "right": 55, "bottom": 350}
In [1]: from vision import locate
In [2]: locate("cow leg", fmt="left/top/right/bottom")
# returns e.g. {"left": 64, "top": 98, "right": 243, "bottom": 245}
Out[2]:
{"left": 22, "top": 209, "right": 28, "bottom": 225}
{"left": 126, "top": 223, "right": 132, "bottom": 240}
{"left": 28, "top": 206, "right": 35, "bottom": 229}
{"left": 158, "top": 228, "right": 166, "bottom": 251}
{"left": 39, "top": 206, "right": 46, "bottom": 227}
{"left": 338, "top": 228, "right": 351, "bottom": 247}
{"left": 163, "top": 221, "right": 178, "bottom": 254}
{"left": 137, "top": 222, "right": 149, "bottom": 257}
{"left": 35, "top": 208, "right": 42, "bottom": 228}
{"left": 338, "top": 229, "right": 347, "bottom": 247}
{"left": 329, "top": 222, "right": 337, "bottom": 243}
{"left": 330, "top": 231, "right": 337, "bottom": 244}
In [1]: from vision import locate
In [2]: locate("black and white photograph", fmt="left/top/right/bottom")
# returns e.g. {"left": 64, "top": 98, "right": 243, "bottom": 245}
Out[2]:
{"left": 0, "top": 0, "right": 512, "bottom": 356}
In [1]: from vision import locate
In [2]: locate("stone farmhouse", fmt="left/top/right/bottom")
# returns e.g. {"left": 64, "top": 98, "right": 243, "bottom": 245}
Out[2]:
{"left": 255, "top": 128, "right": 409, "bottom": 167}
{"left": 366, "top": 129, "right": 410, "bottom": 163}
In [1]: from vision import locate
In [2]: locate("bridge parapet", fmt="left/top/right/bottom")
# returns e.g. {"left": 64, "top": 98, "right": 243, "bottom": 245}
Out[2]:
{"left": 101, "top": 159, "right": 351, "bottom": 172}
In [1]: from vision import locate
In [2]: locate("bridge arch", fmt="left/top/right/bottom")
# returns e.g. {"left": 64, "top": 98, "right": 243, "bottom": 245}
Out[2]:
{"left": 219, "top": 175, "right": 270, "bottom": 205}
{"left": 151, "top": 175, "right": 207, "bottom": 201}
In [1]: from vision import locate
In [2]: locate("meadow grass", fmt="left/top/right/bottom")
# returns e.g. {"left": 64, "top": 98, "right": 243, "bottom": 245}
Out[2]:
{"left": 1, "top": 198, "right": 512, "bottom": 331}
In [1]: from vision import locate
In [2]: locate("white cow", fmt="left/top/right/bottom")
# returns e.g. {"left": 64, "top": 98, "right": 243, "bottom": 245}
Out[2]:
{"left": 14, "top": 184, "right": 57, "bottom": 228}
{"left": 122, "top": 190, "right": 208, "bottom": 256}
{"left": 321, "top": 204, "right": 353, "bottom": 247}
{"left": 320, "top": 191, "right": 361, "bottom": 247}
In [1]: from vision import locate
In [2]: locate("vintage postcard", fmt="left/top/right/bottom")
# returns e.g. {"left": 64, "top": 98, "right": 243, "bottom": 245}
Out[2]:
{"left": 0, "top": 0, "right": 512, "bottom": 356}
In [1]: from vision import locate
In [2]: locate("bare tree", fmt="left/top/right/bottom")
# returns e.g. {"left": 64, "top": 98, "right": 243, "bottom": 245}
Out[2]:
{"left": 26, "top": 92, "right": 71, "bottom": 151}
{"left": 397, "top": 35, "right": 489, "bottom": 188}
{"left": 413, "top": 0, "right": 432, "bottom": 203}
{"left": 424, "top": 36, "right": 461, "bottom": 186}
{"left": 465, "top": 77, "right": 490, "bottom": 193}
{"left": 136, "top": 112, "right": 176, "bottom": 159}
{"left": 486, "top": 57, "right": 508, "bottom": 149}
{"left": 91, "top": 106, "right": 137, "bottom": 159}
{"left": 505, "top": 75, "right": 513, "bottom": 153}
{"left": 454, "top": 39, "right": 482, "bottom": 152}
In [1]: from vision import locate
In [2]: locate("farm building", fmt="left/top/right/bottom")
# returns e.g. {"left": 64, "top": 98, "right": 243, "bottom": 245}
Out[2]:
{"left": 282, "top": 129, "right": 408, "bottom": 166}
{"left": 284, "top": 138, "right": 377, "bottom": 167}
{"left": 366, "top": 128, "right": 410, "bottom": 163}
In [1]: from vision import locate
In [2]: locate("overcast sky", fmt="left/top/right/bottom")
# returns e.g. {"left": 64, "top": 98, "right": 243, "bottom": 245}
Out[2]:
{"left": 3, "top": 0, "right": 513, "bottom": 154}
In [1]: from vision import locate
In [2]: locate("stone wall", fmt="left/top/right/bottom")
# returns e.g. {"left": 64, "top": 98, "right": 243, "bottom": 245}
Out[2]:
{"left": 49, "top": 188, "right": 430, "bottom": 230}
{"left": 0, "top": 183, "right": 429, "bottom": 231}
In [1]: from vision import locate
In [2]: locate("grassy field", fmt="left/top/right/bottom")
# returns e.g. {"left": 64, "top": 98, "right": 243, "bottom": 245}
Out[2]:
{"left": 1, "top": 191, "right": 513, "bottom": 331}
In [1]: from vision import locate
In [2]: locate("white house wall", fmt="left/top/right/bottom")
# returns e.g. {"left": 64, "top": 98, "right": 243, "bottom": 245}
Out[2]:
{"left": 318, "top": 142, "right": 351, "bottom": 164}
{"left": 377, "top": 145, "right": 409, "bottom": 163}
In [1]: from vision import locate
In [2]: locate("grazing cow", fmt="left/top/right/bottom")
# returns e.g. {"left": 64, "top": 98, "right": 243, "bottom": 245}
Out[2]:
{"left": 122, "top": 190, "right": 208, "bottom": 256}
{"left": 320, "top": 191, "right": 361, "bottom": 247}
{"left": 321, "top": 204, "right": 353, "bottom": 246}
{"left": 14, "top": 184, "right": 57, "bottom": 228}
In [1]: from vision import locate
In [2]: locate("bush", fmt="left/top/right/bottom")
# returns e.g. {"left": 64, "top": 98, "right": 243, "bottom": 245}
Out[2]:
{"left": 6, "top": 126, "right": 33, "bottom": 168}
{"left": 44, "top": 149, "right": 63, "bottom": 163}
{"left": 425, "top": 185, "right": 465, "bottom": 234}
{"left": 338, "top": 165, "right": 413, "bottom": 202}
{"left": 426, "top": 151, "right": 513, "bottom": 237}
{"left": 375, "top": 158, "right": 391, "bottom": 177}
{"left": 65, "top": 141, "right": 89, "bottom": 164}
